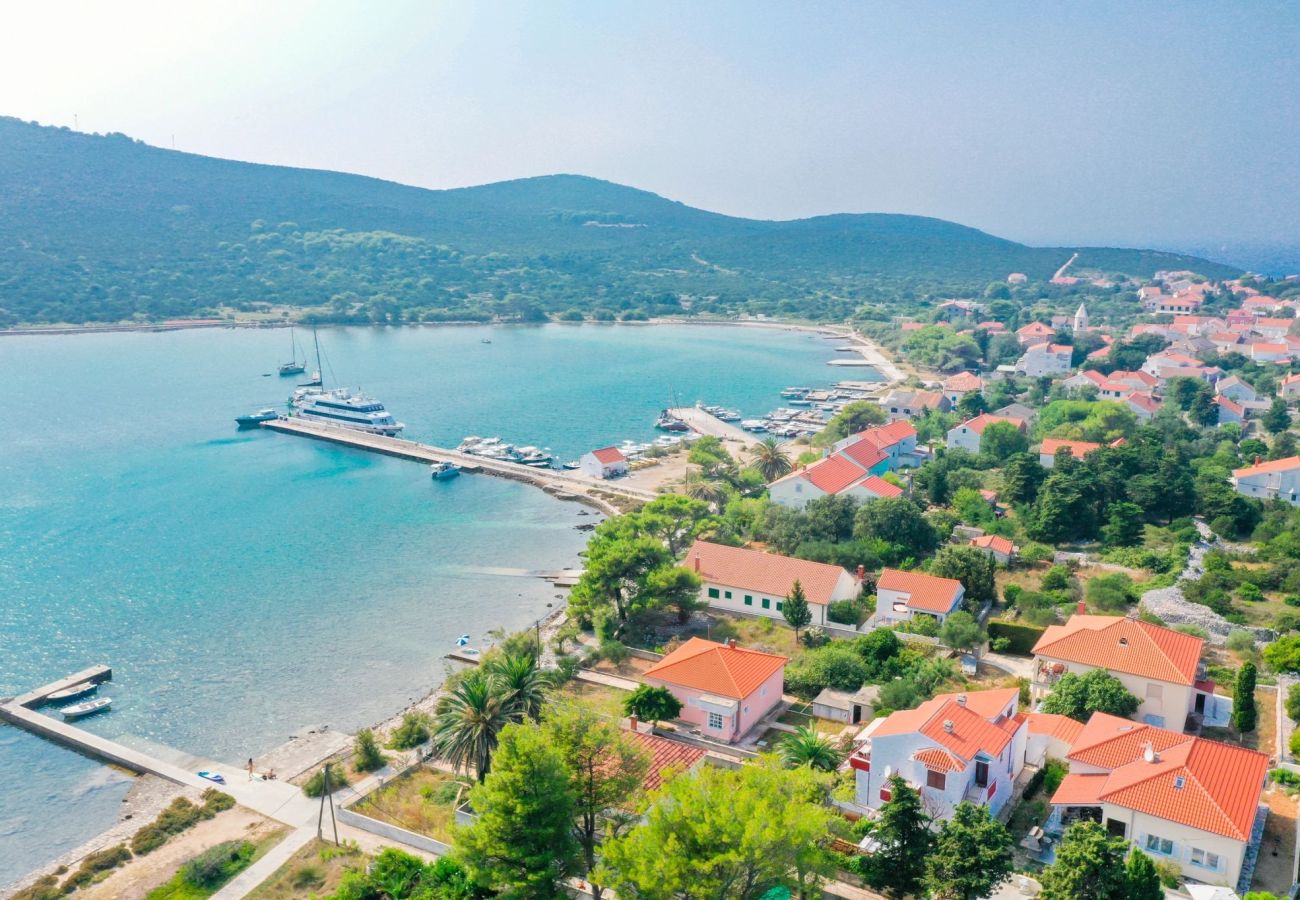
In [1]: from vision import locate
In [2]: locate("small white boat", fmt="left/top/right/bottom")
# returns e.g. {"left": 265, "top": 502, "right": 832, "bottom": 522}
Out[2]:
{"left": 198, "top": 770, "right": 226, "bottom": 785}
{"left": 562, "top": 460, "right": 580, "bottom": 470}
{"left": 431, "top": 461, "right": 461, "bottom": 480}
{"left": 62, "top": 697, "right": 112, "bottom": 720}
{"left": 741, "top": 419, "right": 768, "bottom": 432}
{"left": 47, "top": 681, "right": 98, "bottom": 703}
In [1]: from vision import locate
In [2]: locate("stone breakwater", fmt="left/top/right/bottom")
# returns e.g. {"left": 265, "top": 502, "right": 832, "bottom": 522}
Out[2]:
{"left": 1139, "top": 524, "right": 1273, "bottom": 645}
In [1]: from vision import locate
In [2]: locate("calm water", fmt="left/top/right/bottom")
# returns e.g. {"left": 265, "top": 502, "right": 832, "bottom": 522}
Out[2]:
{"left": 0, "top": 322, "right": 852, "bottom": 882}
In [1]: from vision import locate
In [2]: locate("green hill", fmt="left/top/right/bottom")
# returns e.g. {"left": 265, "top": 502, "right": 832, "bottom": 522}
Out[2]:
{"left": 0, "top": 117, "right": 1239, "bottom": 326}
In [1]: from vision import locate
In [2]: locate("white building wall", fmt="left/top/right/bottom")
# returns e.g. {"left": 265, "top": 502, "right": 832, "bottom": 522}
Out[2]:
{"left": 700, "top": 577, "right": 847, "bottom": 627}
{"left": 1233, "top": 469, "right": 1300, "bottom": 505}
{"left": 1033, "top": 656, "right": 1194, "bottom": 728}
{"left": 768, "top": 474, "right": 826, "bottom": 510}
{"left": 946, "top": 425, "right": 983, "bottom": 454}
{"left": 1101, "top": 803, "right": 1250, "bottom": 888}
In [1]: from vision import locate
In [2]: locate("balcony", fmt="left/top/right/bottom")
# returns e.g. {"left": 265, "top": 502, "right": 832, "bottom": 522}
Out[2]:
{"left": 1033, "top": 661, "right": 1066, "bottom": 689}
{"left": 849, "top": 750, "right": 871, "bottom": 773}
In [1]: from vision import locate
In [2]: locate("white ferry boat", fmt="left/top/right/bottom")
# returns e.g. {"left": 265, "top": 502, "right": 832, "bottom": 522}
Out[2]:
{"left": 294, "top": 388, "right": 405, "bottom": 435}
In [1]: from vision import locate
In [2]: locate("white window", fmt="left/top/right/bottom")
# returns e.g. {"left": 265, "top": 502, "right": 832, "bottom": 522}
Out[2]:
{"left": 1190, "top": 849, "right": 1221, "bottom": 871}
{"left": 707, "top": 711, "right": 724, "bottom": 730}
{"left": 1145, "top": 835, "right": 1174, "bottom": 856}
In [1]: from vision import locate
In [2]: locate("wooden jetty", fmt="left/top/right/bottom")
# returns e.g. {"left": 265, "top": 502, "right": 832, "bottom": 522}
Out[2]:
{"left": 261, "top": 418, "right": 655, "bottom": 509}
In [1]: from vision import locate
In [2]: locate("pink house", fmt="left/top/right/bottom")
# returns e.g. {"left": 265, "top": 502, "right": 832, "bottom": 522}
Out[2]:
{"left": 642, "top": 638, "right": 787, "bottom": 744}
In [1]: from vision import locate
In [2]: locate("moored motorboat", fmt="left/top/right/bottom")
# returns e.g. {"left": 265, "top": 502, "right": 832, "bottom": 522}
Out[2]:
{"left": 562, "top": 460, "right": 580, "bottom": 470}
{"left": 62, "top": 697, "right": 112, "bottom": 720}
{"left": 512, "top": 446, "right": 553, "bottom": 467}
{"left": 236, "top": 408, "right": 279, "bottom": 427}
{"left": 655, "top": 409, "right": 689, "bottom": 432}
{"left": 47, "top": 681, "right": 98, "bottom": 703}
{"left": 431, "top": 461, "right": 461, "bottom": 480}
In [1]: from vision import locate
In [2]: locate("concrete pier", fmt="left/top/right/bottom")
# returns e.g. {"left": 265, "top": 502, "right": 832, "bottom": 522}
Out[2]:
{"left": 10, "top": 664, "right": 112, "bottom": 708}
{"left": 261, "top": 417, "right": 655, "bottom": 508}
{"left": 666, "top": 407, "right": 758, "bottom": 447}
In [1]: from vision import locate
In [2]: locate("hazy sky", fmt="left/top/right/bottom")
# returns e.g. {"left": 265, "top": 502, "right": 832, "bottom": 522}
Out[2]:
{"left": 3, "top": 1, "right": 1297, "bottom": 255}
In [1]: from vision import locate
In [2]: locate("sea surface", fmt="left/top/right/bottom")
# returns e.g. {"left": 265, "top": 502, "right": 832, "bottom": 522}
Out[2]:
{"left": 0, "top": 322, "right": 857, "bottom": 883}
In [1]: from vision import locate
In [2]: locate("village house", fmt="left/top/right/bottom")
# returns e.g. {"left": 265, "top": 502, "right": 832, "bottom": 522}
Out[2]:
{"left": 1061, "top": 370, "right": 1107, "bottom": 394}
{"left": 642, "top": 637, "right": 787, "bottom": 744}
{"left": 1280, "top": 372, "right": 1300, "bottom": 401}
{"left": 1232, "top": 455, "right": 1300, "bottom": 505}
{"left": 1138, "top": 286, "right": 1164, "bottom": 310}
{"left": 1124, "top": 392, "right": 1161, "bottom": 423}
{"left": 1007, "top": 272, "right": 1028, "bottom": 284}
{"left": 811, "top": 684, "right": 880, "bottom": 725}
{"left": 945, "top": 413, "right": 1026, "bottom": 455}
{"left": 994, "top": 402, "right": 1037, "bottom": 423}
{"left": 1247, "top": 341, "right": 1290, "bottom": 364}
{"left": 1049, "top": 712, "right": 1268, "bottom": 890}
{"left": 1031, "top": 613, "right": 1212, "bottom": 729}
{"left": 1214, "top": 375, "right": 1257, "bottom": 403}
{"left": 875, "top": 568, "right": 965, "bottom": 625}
{"left": 977, "top": 320, "right": 1009, "bottom": 335}
{"left": 1022, "top": 712, "right": 1083, "bottom": 769}
{"left": 624, "top": 722, "right": 708, "bottom": 792}
{"left": 683, "top": 539, "right": 864, "bottom": 627}
{"left": 1016, "top": 342, "right": 1073, "bottom": 377}
{"left": 1158, "top": 295, "right": 1204, "bottom": 315}
{"left": 767, "top": 455, "right": 903, "bottom": 510}
{"left": 579, "top": 446, "right": 628, "bottom": 479}
{"left": 831, "top": 420, "right": 921, "bottom": 470}
{"left": 878, "top": 388, "right": 950, "bottom": 421}
{"left": 1016, "top": 321, "right": 1057, "bottom": 346}
{"left": 1209, "top": 331, "right": 1243, "bottom": 354}
{"left": 942, "top": 371, "right": 983, "bottom": 406}
{"left": 849, "top": 687, "right": 1027, "bottom": 819}
{"left": 1038, "top": 438, "right": 1101, "bottom": 469}
{"left": 1216, "top": 395, "right": 1245, "bottom": 427}
{"left": 968, "top": 534, "right": 1016, "bottom": 565}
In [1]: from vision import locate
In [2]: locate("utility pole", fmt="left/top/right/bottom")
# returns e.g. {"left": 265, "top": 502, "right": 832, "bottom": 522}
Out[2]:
{"left": 316, "top": 765, "right": 339, "bottom": 844}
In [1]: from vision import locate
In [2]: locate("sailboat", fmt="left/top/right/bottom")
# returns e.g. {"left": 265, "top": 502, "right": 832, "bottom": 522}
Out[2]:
{"left": 298, "top": 328, "right": 323, "bottom": 387}
{"left": 278, "top": 327, "right": 307, "bottom": 376}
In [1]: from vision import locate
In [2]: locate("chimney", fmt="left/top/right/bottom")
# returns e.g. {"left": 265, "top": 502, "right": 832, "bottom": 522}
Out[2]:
{"left": 956, "top": 694, "right": 967, "bottom": 706}
{"left": 1076, "top": 599, "right": 1086, "bottom": 615}
{"left": 727, "top": 638, "right": 737, "bottom": 649}
{"left": 1142, "top": 741, "right": 1157, "bottom": 763}
{"left": 1119, "top": 637, "right": 1128, "bottom": 647}
{"left": 943, "top": 720, "right": 954, "bottom": 733}
{"left": 629, "top": 714, "right": 639, "bottom": 733}
{"left": 857, "top": 565, "right": 866, "bottom": 581}
{"left": 693, "top": 556, "right": 700, "bottom": 573}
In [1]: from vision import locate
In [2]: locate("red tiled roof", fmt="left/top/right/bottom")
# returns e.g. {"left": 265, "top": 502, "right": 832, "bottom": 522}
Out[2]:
{"left": 913, "top": 746, "right": 966, "bottom": 773}
{"left": 628, "top": 730, "right": 705, "bottom": 792}
{"left": 1024, "top": 712, "right": 1084, "bottom": 745}
{"left": 836, "top": 440, "right": 888, "bottom": 472}
{"left": 961, "top": 414, "right": 1025, "bottom": 435}
{"left": 1018, "top": 322, "right": 1055, "bottom": 336}
{"left": 1126, "top": 392, "right": 1160, "bottom": 414}
{"left": 943, "top": 372, "right": 983, "bottom": 392}
{"left": 1233, "top": 455, "right": 1300, "bottom": 477}
{"left": 644, "top": 637, "right": 788, "bottom": 700}
{"left": 857, "top": 475, "right": 903, "bottom": 499}
{"left": 970, "top": 534, "right": 1015, "bottom": 556}
{"left": 1217, "top": 395, "right": 1245, "bottom": 415}
{"left": 1032, "top": 615, "right": 1203, "bottom": 685}
{"left": 777, "top": 453, "right": 869, "bottom": 494}
{"left": 1054, "top": 712, "right": 1268, "bottom": 841}
{"left": 1039, "top": 438, "right": 1101, "bottom": 458}
{"left": 684, "top": 540, "right": 852, "bottom": 606}
{"left": 854, "top": 420, "right": 917, "bottom": 449}
{"left": 590, "top": 446, "right": 625, "bottom": 464}
{"left": 877, "top": 568, "right": 963, "bottom": 613}
{"left": 873, "top": 689, "right": 1021, "bottom": 766}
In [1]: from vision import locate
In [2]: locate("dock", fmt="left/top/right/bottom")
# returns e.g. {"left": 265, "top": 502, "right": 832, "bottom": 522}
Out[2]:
{"left": 261, "top": 418, "right": 656, "bottom": 510}
{"left": 666, "top": 407, "right": 759, "bottom": 447}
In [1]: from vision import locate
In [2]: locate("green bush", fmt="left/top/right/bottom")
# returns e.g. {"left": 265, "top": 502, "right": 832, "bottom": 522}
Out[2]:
{"left": 1227, "top": 630, "right": 1258, "bottom": 656}
{"left": 9, "top": 874, "right": 62, "bottom": 900}
{"left": 1040, "top": 565, "right": 1072, "bottom": 591}
{"left": 987, "top": 620, "right": 1046, "bottom": 655}
{"left": 1272, "top": 768, "right": 1300, "bottom": 788}
{"left": 388, "top": 711, "right": 432, "bottom": 750}
{"left": 827, "top": 598, "right": 865, "bottom": 625}
{"left": 302, "top": 762, "right": 351, "bottom": 798}
{"left": 201, "top": 789, "right": 234, "bottom": 813}
{"left": 1290, "top": 730, "right": 1300, "bottom": 758}
{"left": 1154, "top": 858, "right": 1183, "bottom": 889}
{"left": 132, "top": 794, "right": 228, "bottom": 856}
{"left": 62, "top": 844, "right": 132, "bottom": 892}
{"left": 1287, "top": 684, "right": 1300, "bottom": 722}
{"left": 1002, "top": 583, "right": 1023, "bottom": 606}
{"left": 179, "top": 840, "right": 254, "bottom": 889}
{"left": 353, "top": 728, "right": 387, "bottom": 773}
{"left": 990, "top": 636, "right": 1011, "bottom": 652}
{"left": 598, "top": 638, "right": 630, "bottom": 665}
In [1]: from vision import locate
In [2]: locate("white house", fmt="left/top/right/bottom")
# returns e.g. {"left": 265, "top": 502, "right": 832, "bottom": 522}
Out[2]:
{"left": 1232, "top": 455, "right": 1300, "bottom": 505}
{"left": 1016, "top": 342, "right": 1073, "bottom": 377}
{"left": 1216, "top": 395, "right": 1245, "bottom": 427}
{"left": 1215, "top": 375, "right": 1257, "bottom": 403}
{"left": 1124, "top": 392, "right": 1160, "bottom": 423}
{"left": 1050, "top": 712, "right": 1268, "bottom": 889}
{"left": 968, "top": 534, "right": 1016, "bottom": 565}
{"left": 1031, "top": 613, "right": 1213, "bottom": 729}
{"left": 878, "top": 389, "right": 950, "bottom": 421}
{"left": 683, "top": 539, "right": 863, "bottom": 626}
{"left": 579, "top": 446, "right": 628, "bottom": 479}
{"left": 1280, "top": 372, "right": 1300, "bottom": 401}
{"left": 875, "top": 568, "right": 965, "bottom": 625}
{"left": 1016, "top": 321, "right": 1057, "bottom": 346}
{"left": 1061, "top": 370, "right": 1106, "bottom": 394}
{"left": 942, "top": 372, "right": 983, "bottom": 406}
{"left": 945, "top": 414, "right": 1026, "bottom": 455}
{"left": 1038, "top": 438, "right": 1102, "bottom": 469}
{"left": 768, "top": 455, "right": 903, "bottom": 510}
{"left": 850, "top": 688, "right": 1028, "bottom": 819}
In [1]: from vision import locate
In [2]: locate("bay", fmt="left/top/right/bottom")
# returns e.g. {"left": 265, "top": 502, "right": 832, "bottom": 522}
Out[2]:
{"left": 0, "top": 322, "right": 857, "bottom": 883}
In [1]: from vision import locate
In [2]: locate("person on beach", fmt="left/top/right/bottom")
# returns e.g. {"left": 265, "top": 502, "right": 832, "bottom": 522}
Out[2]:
{"left": 247, "top": 758, "right": 255, "bottom": 781}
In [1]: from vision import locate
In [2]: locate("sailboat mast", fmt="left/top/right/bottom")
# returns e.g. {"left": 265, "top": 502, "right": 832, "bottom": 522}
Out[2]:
{"left": 312, "top": 327, "right": 323, "bottom": 385}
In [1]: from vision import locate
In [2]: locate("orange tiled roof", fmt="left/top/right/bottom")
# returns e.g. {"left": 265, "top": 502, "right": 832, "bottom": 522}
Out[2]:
{"left": 961, "top": 414, "right": 1026, "bottom": 435}
{"left": 1018, "top": 322, "right": 1055, "bottom": 336}
{"left": 1024, "top": 712, "right": 1084, "bottom": 745}
{"left": 836, "top": 440, "right": 888, "bottom": 472}
{"left": 857, "top": 475, "right": 903, "bottom": 499}
{"left": 1233, "top": 455, "right": 1300, "bottom": 477}
{"left": 685, "top": 540, "right": 852, "bottom": 607}
{"left": 943, "top": 372, "right": 983, "bottom": 392}
{"left": 1039, "top": 438, "right": 1101, "bottom": 458}
{"left": 590, "top": 446, "right": 625, "bottom": 464}
{"left": 1054, "top": 713, "right": 1268, "bottom": 841}
{"left": 644, "top": 637, "right": 788, "bottom": 700}
{"left": 877, "top": 567, "right": 963, "bottom": 613}
{"left": 970, "top": 534, "right": 1015, "bottom": 556}
{"left": 1032, "top": 615, "right": 1202, "bottom": 684}
{"left": 628, "top": 729, "right": 705, "bottom": 792}
{"left": 913, "top": 746, "right": 966, "bottom": 772}
{"left": 793, "top": 454, "right": 870, "bottom": 493}
{"left": 873, "top": 689, "right": 1021, "bottom": 766}
{"left": 855, "top": 420, "right": 917, "bottom": 448}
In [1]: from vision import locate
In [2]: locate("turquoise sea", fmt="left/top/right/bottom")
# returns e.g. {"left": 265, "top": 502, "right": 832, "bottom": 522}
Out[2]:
{"left": 0, "top": 323, "right": 859, "bottom": 883}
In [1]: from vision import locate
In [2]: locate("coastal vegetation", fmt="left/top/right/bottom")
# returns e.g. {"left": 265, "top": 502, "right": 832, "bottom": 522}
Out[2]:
{"left": 132, "top": 790, "right": 237, "bottom": 855}
{"left": 302, "top": 763, "right": 351, "bottom": 798}
{"left": 0, "top": 117, "right": 1240, "bottom": 328}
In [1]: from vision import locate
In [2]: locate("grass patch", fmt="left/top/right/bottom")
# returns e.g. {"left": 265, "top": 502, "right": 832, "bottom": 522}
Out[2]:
{"left": 1201, "top": 687, "right": 1276, "bottom": 755}
{"left": 351, "top": 767, "right": 469, "bottom": 843}
{"left": 132, "top": 790, "right": 236, "bottom": 855}
{"left": 245, "top": 839, "right": 364, "bottom": 900}
{"left": 550, "top": 679, "right": 630, "bottom": 720}
{"left": 144, "top": 841, "right": 254, "bottom": 900}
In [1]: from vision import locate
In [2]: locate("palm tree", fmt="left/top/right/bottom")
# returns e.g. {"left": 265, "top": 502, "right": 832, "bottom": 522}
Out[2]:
{"left": 684, "top": 476, "right": 729, "bottom": 509}
{"left": 779, "top": 725, "right": 843, "bottom": 772}
{"left": 431, "top": 671, "right": 512, "bottom": 782}
{"left": 485, "top": 652, "right": 548, "bottom": 723}
{"left": 750, "top": 436, "right": 793, "bottom": 482}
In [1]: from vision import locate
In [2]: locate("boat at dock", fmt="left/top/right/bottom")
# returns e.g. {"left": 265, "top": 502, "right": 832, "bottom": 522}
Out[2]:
{"left": 655, "top": 409, "right": 689, "bottom": 432}
{"left": 295, "top": 388, "right": 405, "bottom": 435}
{"left": 780, "top": 386, "right": 811, "bottom": 398}
{"left": 61, "top": 696, "right": 112, "bottom": 720}
{"left": 46, "top": 681, "right": 98, "bottom": 703}
{"left": 431, "top": 461, "right": 461, "bottom": 480}
{"left": 740, "top": 419, "right": 768, "bottom": 432}
{"left": 278, "top": 326, "right": 307, "bottom": 376}
{"left": 235, "top": 408, "right": 279, "bottom": 427}
{"left": 512, "top": 446, "right": 554, "bottom": 467}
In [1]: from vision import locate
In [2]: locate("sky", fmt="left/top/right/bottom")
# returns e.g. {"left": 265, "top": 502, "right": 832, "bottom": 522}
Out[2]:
{"left": 2, "top": 1, "right": 1298, "bottom": 264}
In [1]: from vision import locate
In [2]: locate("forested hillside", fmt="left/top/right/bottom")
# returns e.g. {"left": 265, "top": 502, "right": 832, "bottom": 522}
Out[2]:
{"left": 0, "top": 117, "right": 1239, "bottom": 326}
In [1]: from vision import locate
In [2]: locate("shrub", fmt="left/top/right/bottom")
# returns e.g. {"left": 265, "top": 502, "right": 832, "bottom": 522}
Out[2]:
{"left": 1287, "top": 684, "right": 1300, "bottom": 722}
{"left": 132, "top": 796, "right": 210, "bottom": 855}
{"left": 990, "top": 636, "right": 1011, "bottom": 652}
{"left": 896, "top": 615, "right": 939, "bottom": 637}
{"left": 180, "top": 840, "right": 254, "bottom": 889}
{"left": 291, "top": 865, "right": 326, "bottom": 890}
{"left": 1272, "top": 768, "right": 1300, "bottom": 788}
{"left": 1290, "top": 730, "right": 1300, "bottom": 758}
{"left": 1285, "top": 595, "right": 1300, "bottom": 608}
{"left": 1174, "top": 624, "right": 1209, "bottom": 639}
{"left": 9, "top": 875, "right": 61, "bottom": 900}
{"left": 1265, "top": 635, "right": 1300, "bottom": 673}
{"left": 1003, "top": 583, "right": 1023, "bottom": 606}
{"left": 62, "top": 844, "right": 132, "bottom": 892}
{"left": 598, "top": 638, "right": 630, "bottom": 665}
{"left": 1227, "top": 630, "right": 1258, "bottom": 656}
{"left": 987, "top": 620, "right": 1046, "bottom": 655}
{"left": 828, "top": 598, "right": 864, "bottom": 625}
{"left": 1154, "top": 858, "right": 1183, "bottom": 889}
{"left": 201, "top": 789, "right": 234, "bottom": 813}
{"left": 354, "top": 728, "right": 387, "bottom": 773}
{"left": 1040, "top": 565, "right": 1072, "bottom": 591}
{"left": 302, "top": 762, "right": 351, "bottom": 798}
{"left": 388, "top": 711, "right": 432, "bottom": 750}
{"left": 1238, "top": 582, "right": 1264, "bottom": 602}
{"left": 1019, "top": 542, "right": 1054, "bottom": 564}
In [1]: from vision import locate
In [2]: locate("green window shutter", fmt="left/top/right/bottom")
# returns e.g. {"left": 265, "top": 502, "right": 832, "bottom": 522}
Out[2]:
{"left": 724, "top": 591, "right": 732, "bottom": 599}
{"left": 776, "top": 601, "right": 783, "bottom": 611}
{"left": 762, "top": 598, "right": 770, "bottom": 610}
{"left": 707, "top": 587, "right": 720, "bottom": 599}
{"left": 744, "top": 596, "right": 752, "bottom": 606}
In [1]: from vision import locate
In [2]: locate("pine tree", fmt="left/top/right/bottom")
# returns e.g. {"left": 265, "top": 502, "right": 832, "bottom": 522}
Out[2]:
{"left": 1124, "top": 850, "right": 1164, "bottom": 900}
{"left": 1040, "top": 821, "right": 1132, "bottom": 900}
{"left": 871, "top": 774, "right": 933, "bottom": 898}
{"left": 924, "top": 801, "right": 1014, "bottom": 900}
{"left": 1233, "top": 661, "right": 1258, "bottom": 733}
{"left": 783, "top": 579, "right": 812, "bottom": 640}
